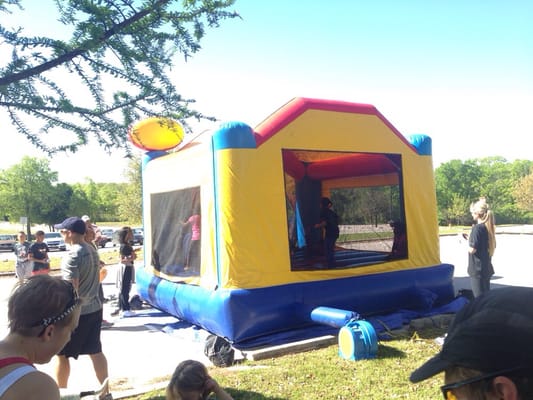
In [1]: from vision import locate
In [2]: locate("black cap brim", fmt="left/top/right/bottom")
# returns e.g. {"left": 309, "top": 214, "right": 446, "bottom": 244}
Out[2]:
{"left": 410, "top": 353, "right": 452, "bottom": 383}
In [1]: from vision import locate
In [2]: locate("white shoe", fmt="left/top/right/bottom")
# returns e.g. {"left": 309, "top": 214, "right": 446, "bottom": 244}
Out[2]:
{"left": 120, "top": 310, "right": 136, "bottom": 318}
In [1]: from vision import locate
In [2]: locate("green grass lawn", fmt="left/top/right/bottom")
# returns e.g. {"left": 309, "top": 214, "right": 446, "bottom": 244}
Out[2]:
{"left": 125, "top": 327, "right": 447, "bottom": 400}
{"left": 0, "top": 248, "right": 122, "bottom": 274}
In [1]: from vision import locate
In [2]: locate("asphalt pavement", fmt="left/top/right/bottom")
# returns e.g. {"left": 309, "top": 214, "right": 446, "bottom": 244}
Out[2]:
{"left": 1, "top": 228, "right": 532, "bottom": 398}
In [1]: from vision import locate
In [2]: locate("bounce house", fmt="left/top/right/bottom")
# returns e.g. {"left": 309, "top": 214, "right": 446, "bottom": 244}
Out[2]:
{"left": 135, "top": 97, "right": 455, "bottom": 347}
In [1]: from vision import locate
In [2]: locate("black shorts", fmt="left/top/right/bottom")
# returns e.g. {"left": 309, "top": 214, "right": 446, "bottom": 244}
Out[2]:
{"left": 59, "top": 309, "right": 103, "bottom": 359}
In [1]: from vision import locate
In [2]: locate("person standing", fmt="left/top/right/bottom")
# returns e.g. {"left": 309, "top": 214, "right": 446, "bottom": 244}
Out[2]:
{"left": 83, "top": 218, "right": 113, "bottom": 329}
{"left": 28, "top": 230, "right": 50, "bottom": 275}
{"left": 13, "top": 231, "right": 31, "bottom": 283}
{"left": 0, "top": 275, "right": 81, "bottom": 400}
{"left": 314, "top": 197, "right": 340, "bottom": 268}
{"left": 182, "top": 211, "right": 201, "bottom": 274}
{"left": 113, "top": 227, "right": 136, "bottom": 317}
{"left": 467, "top": 198, "right": 496, "bottom": 297}
{"left": 52, "top": 217, "right": 111, "bottom": 398}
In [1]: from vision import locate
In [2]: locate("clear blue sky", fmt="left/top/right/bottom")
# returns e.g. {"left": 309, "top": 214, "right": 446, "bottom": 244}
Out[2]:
{"left": 1, "top": 0, "right": 532, "bottom": 183}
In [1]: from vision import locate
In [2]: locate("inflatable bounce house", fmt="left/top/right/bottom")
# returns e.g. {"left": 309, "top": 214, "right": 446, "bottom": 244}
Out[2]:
{"left": 133, "top": 97, "right": 455, "bottom": 347}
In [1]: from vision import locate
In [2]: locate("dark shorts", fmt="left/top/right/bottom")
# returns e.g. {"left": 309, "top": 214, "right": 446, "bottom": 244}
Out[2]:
{"left": 59, "top": 309, "right": 103, "bottom": 359}
{"left": 32, "top": 261, "right": 50, "bottom": 274}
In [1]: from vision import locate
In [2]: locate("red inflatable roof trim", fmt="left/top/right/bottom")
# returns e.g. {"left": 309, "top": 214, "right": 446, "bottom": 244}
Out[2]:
{"left": 253, "top": 97, "right": 416, "bottom": 152}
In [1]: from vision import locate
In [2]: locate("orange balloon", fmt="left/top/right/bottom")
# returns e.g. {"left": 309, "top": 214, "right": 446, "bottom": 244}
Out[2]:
{"left": 128, "top": 117, "right": 184, "bottom": 151}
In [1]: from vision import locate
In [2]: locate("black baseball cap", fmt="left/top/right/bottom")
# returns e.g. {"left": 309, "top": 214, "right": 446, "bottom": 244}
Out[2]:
{"left": 410, "top": 287, "right": 533, "bottom": 383}
{"left": 54, "top": 217, "right": 86, "bottom": 235}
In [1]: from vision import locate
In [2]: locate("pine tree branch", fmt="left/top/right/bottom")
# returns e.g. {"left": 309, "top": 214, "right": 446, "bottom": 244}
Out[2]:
{"left": 0, "top": 0, "right": 170, "bottom": 87}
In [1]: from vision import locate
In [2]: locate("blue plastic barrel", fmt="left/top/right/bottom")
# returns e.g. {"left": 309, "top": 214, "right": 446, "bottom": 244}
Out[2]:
{"left": 310, "top": 306, "right": 360, "bottom": 328}
{"left": 338, "top": 319, "right": 378, "bottom": 361}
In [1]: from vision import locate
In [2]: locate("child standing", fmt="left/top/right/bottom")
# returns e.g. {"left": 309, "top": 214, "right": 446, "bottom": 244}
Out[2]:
{"left": 13, "top": 231, "right": 31, "bottom": 283}
{"left": 113, "top": 227, "right": 136, "bottom": 317}
{"left": 28, "top": 230, "right": 50, "bottom": 275}
{"left": 314, "top": 197, "right": 340, "bottom": 268}
{"left": 166, "top": 360, "right": 233, "bottom": 400}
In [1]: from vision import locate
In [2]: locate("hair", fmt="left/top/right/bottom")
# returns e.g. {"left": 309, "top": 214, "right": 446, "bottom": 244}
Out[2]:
{"left": 321, "top": 197, "right": 332, "bottom": 208}
{"left": 119, "top": 226, "right": 131, "bottom": 244}
{"left": 470, "top": 197, "right": 496, "bottom": 257}
{"left": 445, "top": 365, "right": 533, "bottom": 399}
{"left": 84, "top": 221, "right": 96, "bottom": 243}
{"left": 8, "top": 275, "right": 80, "bottom": 336}
{"left": 166, "top": 360, "right": 209, "bottom": 400}
{"left": 35, "top": 230, "right": 45, "bottom": 236}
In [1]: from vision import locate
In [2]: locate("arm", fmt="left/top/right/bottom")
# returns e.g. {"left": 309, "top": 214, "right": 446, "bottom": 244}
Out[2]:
{"left": 18, "top": 371, "right": 61, "bottom": 400}
{"left": 204, "top": 378, "right": 234, "bottom": 400}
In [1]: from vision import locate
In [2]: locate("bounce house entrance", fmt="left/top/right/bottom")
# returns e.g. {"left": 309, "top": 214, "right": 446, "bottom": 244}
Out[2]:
{"left": 283, "top": 149, "right": 408, "bottom": 270}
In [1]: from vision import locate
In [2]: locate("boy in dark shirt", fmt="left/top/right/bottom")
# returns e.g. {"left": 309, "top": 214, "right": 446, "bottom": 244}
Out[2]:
{"left": 315, "top": 197, "right": 339, "bottom": 268}
{"left": 28, "top": 230, "right": 50, "bottom": 275}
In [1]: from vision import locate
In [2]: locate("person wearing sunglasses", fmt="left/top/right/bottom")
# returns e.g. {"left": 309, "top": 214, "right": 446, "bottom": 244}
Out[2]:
{"left": 0, "top": 275, "right": 81, "bottom": 400}
{"left": 410, "top": 287, "right": 533, "bottom": 399}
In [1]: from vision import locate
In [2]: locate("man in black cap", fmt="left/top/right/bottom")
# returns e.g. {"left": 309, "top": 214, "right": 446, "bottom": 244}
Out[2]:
{"left": 53, "top": 217, "right": 111, "bottom": 398}
{"left": 410, "top": 287, "right": 533, "bottom": 399}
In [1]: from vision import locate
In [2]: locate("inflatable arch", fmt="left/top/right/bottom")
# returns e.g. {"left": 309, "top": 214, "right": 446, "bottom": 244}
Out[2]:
{"left": 136, "top": 97, "right": 454, "bottom": 346}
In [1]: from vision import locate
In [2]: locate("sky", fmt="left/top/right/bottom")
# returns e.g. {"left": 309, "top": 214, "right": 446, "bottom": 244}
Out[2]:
{"left": 1, "top": 0, "right": 532, "bottom": 183}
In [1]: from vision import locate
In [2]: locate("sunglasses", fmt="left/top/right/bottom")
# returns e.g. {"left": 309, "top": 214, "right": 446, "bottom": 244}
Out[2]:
{"left": 440, "top": 367, "right": 522, "bottom": 400}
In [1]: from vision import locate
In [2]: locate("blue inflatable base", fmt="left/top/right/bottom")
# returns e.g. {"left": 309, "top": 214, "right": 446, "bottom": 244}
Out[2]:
{"left": 136, "top": 263, "right": 455, "bottom": 345}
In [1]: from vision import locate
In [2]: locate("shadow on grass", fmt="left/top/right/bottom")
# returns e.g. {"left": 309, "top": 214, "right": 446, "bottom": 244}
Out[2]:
{"left": 134, "top": 391, "right": 285, "bottom": 400}
{"left": 226, "top": 388, "right": 286, "bottom": 400}
{"left": 377, "top": 343, "right": 405, "bottom": 359}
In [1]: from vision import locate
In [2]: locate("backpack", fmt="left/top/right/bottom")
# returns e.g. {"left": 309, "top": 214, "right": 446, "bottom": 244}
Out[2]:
{"left": 204, "top": 334, "right": 234, "bottom": 367}
{"left": 129, "top": 294, "right": 143, "bottom": 310}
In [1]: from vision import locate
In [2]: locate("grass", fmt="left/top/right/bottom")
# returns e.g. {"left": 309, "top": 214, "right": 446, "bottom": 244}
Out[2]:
{"left": 124, "top": 327, "right": 448, "bottom": 400}
{"left": 0, "top": 248, "right": 125, "bottom": 274}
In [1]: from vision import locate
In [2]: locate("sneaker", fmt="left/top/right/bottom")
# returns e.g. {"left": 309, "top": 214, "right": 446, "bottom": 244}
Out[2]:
{"left": 101, "top": 320, "right": 114, "bottom": 329}
{"left": 110, "top": 309, "right": 120, "bottom": 317}
{"left": 120, "top": 310, "right": 136, "bottom": 318}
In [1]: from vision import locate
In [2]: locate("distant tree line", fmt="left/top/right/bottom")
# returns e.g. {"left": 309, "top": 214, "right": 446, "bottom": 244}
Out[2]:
{"left": 0, "top": 156, "right": 142, "bottom": 235}
{"left": 1, "top": 155, "right": 532, "bottom": 235}
{"left": 435, "top": 157, "right": 533, "bottom": 225}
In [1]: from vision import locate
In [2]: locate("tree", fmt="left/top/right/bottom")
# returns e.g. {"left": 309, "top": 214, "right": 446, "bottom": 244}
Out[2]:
{"left": 514, "top": 171, "right": 533, "bottom": 213}
{"left": 0, "top": 0, "right": 239, "bottom": 154}
{"left": 434, "top": 159, "right": 482, "bottom": 224}
{"left": 117, "top": 155, "right": 142, "bottom": 223}
{"left": 41, "top": 183, "right": 75, "bottom": 229}
{"left": 435, "top": 158, "right": 533, "bottom": 225}
{"left": 70, "top": 179, "right": 121, "bottom": 222}
{"left": 0, "top": 156, "right": 58, "bottom": 235}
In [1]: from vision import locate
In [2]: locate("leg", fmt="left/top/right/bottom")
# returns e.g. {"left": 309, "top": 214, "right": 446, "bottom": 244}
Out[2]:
{"left": 325, "top": 236, "right": 336, "bottom": 268}
{"left": 120, "top": 266, "right": 133, "bottom": 311}
{"left": 470, "top": 276, "right": 483, "bottom": 298}
{"left": 15, "top": 263, "right": 24, "bottom": 284}
{"left": 55, "top": 355, "right": 71, "bottom": 388}
{"left": 89, "top": 352, "right": 109, "bottom": 385}
{"left": 480, "top": 275, "right": 491, "bottom": 294}
{"left": 190, "top": 240, "right": 200, "bottom": 274}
